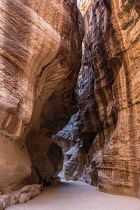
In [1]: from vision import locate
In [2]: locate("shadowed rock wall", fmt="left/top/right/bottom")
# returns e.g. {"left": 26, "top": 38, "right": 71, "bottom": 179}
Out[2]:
{"left": 82, "top": 0, "right": 140, "bottom": 197}
{"left": 56, "top": 0, "right": 140, "bottom": 198}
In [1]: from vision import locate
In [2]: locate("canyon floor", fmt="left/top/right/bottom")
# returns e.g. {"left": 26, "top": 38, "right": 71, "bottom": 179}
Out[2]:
{"left": 7, "top": 181, "right": 140, "bottom": 210}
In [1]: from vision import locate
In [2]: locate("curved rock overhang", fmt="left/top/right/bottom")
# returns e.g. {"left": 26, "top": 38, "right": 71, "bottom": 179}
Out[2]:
{"left": 0, "top": 0, "right": 84, "bottom": 193}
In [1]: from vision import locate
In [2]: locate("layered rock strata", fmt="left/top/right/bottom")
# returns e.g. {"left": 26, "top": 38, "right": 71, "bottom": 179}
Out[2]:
{"left": 0, "top": 0, "right": 83, "bottom": 193}
{"left": 82, "top": 0, "right": 140, "bottom": 197}
{"left": 57, "top": 0, "right": 140, "bottom": 198}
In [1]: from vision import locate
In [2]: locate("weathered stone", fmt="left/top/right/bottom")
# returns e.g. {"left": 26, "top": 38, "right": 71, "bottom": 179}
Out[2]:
{"left": 0, "top": 0, "right": 140, "bottom": 205}
{"left": 0, "top": 184, "right": 41, "bottom": 209}
{"left": 82, "top": 0, "right": 140, "bottom": 197}
{"left": 57, "top": 0, "right": 140, "bottom": 198}
{"left": 0, "top": 0, "right": 83, "bottom": 193}
{"left": 53, "top": 113, "right": 80, "bottom": 180}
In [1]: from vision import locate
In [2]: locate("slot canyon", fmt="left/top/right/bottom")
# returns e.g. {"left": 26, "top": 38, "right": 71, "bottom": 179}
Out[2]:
{"left": 0, "top": 0, "right": 140, "bottom": 209}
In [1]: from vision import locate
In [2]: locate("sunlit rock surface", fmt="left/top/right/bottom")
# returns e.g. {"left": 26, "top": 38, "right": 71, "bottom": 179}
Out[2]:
{"left": 0, "top": 0, "right": 83, "bottom": 193}
{"left": 77, "top": 0, "right": 91, "bottom": 15}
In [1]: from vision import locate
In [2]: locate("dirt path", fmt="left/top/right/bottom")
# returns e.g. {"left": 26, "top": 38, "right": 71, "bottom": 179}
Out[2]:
{"left": 7, "top": 181, "right": 140, "bottom": 210}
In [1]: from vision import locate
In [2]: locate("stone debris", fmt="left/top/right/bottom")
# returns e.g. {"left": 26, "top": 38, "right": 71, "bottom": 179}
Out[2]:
{"left": 0, "top": 184, "right": 41, "bottom": 210}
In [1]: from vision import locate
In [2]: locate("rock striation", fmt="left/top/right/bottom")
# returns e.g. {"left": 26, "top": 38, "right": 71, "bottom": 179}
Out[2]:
{"left": 56, "top": 0, "right": 140, "bottom": 198}
{"left": 0, "top": 0, "right": 83, "bottom": 194}
{"left": 0, "top": 0, "right": 140, "bottom": 204}
{"left": 81, "top": 0, "right": 140, "bottom": 197}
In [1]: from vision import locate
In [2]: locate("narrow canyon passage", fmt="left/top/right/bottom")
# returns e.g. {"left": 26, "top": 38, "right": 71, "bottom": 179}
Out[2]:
{"left": 0, "top": 0, "right": 140, "bottom": 209}
{"left": 7, "top": 181, "right": 140, "bottom": 210}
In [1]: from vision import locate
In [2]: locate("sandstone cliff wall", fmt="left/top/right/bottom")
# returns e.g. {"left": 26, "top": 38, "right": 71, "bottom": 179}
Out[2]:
{"left": 57, "top": 0, "right": 140, "bottom": 198}
{"left": 82, "top": 0, "right": 140, "bottom": 197}
{"left": 0, "top": 0, "right": 83, "bottom": 193}
{"left": 0, "top": 0, "right": 140, "bottom": 199}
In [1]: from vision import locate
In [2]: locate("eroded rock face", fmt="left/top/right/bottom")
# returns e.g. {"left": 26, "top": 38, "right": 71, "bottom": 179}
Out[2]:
{"left": 0, "top": 184, "right": 42, "bottom": 210}
{"left": 83, "top": 0, "right": 140, "bottom": 197}
{"left": 54, "top": 113, "right": 80, "bottom": 180}
{"left": 59, "top": 0, "right": 140, "bottom": 197}
{"left": 0, "top": 0, "right": 83, "bottom": 193}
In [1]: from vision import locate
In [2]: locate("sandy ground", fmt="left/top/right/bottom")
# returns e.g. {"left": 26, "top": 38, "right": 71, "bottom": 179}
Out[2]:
{"left": 7, "top": 181, "right": 140, "bottom": 210}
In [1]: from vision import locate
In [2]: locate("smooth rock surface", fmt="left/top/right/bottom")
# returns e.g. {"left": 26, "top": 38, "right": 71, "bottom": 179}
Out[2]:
{"left": 7, "top": 181, "right": 140, "bottom": 210}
